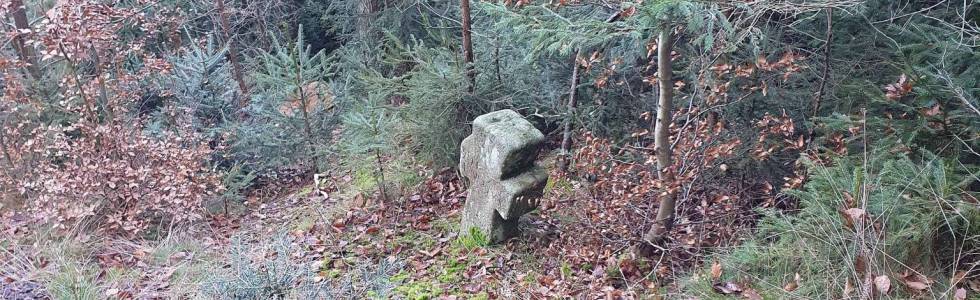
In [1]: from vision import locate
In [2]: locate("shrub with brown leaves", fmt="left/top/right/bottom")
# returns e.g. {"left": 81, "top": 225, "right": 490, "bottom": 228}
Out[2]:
{"left": 16, "top": 124, "right": 219, "bottom": 234}
{"left": 0, "top": 0, "right": 221, "bottom": 236}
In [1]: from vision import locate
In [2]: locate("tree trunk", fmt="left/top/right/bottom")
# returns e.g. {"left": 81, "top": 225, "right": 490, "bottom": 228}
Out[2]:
{"left": 641, "top": 29, "right": 676, "bottom": 252}
{"left": 455, "top": 0, "right": 475, "bottom": 128}
{"left": 558, "top": 13, "right": 621, "bottom": 170}
{"left": 806, "top": 8, "right": 833, "bottom": 147}
{"left": 8, "top": 0, "right": 40, "bottom": 79}
{"left": 216, "top": 0, "right": 249, "bottom": 106}
{"left": 374, "top": 149, "right": 389, "bottom": 202}
{"left": 461, "top": 0, "right": 475, "bottom": 92}
{"left": 559, "top": 52, "right": 580, "bottom": 172}
{"left": 59, "top": 43, "right": 97, "bottom": 124}
{"left": 295, "top": 65, "right": 319, "bottom": 173}
{"left": 356, "top": 0, "right": 378, "bottom": 41}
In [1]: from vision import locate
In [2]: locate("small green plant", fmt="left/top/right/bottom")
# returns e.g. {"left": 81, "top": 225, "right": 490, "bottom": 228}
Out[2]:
{"left": 543, "top": 175, "right": 574, "bottom": 195}
{"left": 560, "top": 261, "right": 573, "bottom": 279}
{"left": 217, "top": 163, "right": 257, "bottom": 214}
{"left": 45, "top": 262, "right": 101, "bottom": 300}
{"left": 152, "top": 33, "right": 239, "bottom": 139}
{"left": 342, "top": 95, "right": 397, "bottom": 202}
{"left": 436, "top": 259, "right": 466, "bottom": 284}
{"left": 455, "top": 227, "right": 489, "bottom": 250}
{"left": 393, "top": 279, "right": 443, "bottom": 300}
{"left": 199, "top": 232, "right": 325, "bottom": 299}
{"left": 14, "top": 237, "right": 105, "bottom": 300}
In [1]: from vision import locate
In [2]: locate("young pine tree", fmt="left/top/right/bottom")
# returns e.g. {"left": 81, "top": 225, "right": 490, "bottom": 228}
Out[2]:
{"left": 342, "top": 96, "right": 396, "bottom": 202}
{"left": 154, "top": 34, "right": 240, "bottom": 138}
{"left": 241, "top": 26, "right": 337, "bottom": 173}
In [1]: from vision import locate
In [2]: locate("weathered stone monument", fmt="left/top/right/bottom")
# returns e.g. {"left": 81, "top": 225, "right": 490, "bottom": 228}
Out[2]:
{"left": 459, "top": 109, "right": 548, "bottom": 244}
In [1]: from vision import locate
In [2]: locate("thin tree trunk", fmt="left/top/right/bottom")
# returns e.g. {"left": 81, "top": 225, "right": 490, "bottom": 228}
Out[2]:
{"left": 856, "top": 109, "right": 873, "bottom": 300}
{"left": 356, "top": 0, "right": 377, "bottom": 40}
{"left": 216, "top": 0, "right": 249, "bottom": 105}
{"left": 494, "top": 39, "right": 502, "bottom": 87}
{"left": 558, "top": 13, "right": 622, "bottom": 170}
{"left": 295, "top": 70, "right": 319, "bottom": 173}
{"left": 59, "top": 43, "right": 97, "bottom": 124}
{"left": 461, "top": 0, "right": 475, "bottom": 93}
{"left": 559, "top": 52, "right": 580, "bottom": 172}
{"left": 374, "top": 149, "right": 389, "bottom": 202}
{"left": 807, "top": 8, "right": 833, "bottom": 146}
{"left": 91, "top": 46, "right": 115, "bottom": 122}
{"left": 642, "top": 29, "right": 676, "bottom": 250}
{"left": 455, "top": 0, "right": 476, "bottom": 128}
{"left": 8, "top": 0, "right": 40, "bottom": 79}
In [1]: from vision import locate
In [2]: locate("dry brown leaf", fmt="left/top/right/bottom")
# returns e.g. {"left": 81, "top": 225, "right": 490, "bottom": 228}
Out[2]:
{"left": 921, "top": 104, "right": 941, "bottom": 117}
{"left": 900, "top": 272, "right": 932, "bottom": 291}
{"left": 884, "top": 74, "right": 913, "bottom": 100}
{"left": 874, "top": 275, "right": 891, "bottom": 294}
{"left": 843, "top": 192, "right": 855, "bottom": 208}
{"left": 711, "top": 261, "right": 723, "bottom": 281}
{"left": 842, "top": 208, "right": 866, "bottom": 229}
{"left": 854, "top": 254, "right": 868, "bottom": 276}
{"left": 784, "top": 273, "right": 800, "bottom": 292}
{"left": 712, "top": 282, "right": 743, "bottom": 295}
{"left": 538, "top": 275, "right": 556, "bottom": 286}
{"left": 905, "top": 280, "right": 930, "bottom": 291}
{"left": 105, "top": 288, "right": 120, "bottom": 297}
{"left": 953, "top": 270, "right": 967, "bottom": 286}
{"left": 420, "top": 246, "right": 442, "bottom": 258}
{"left": 742, "top": 287, "right": 763, "bottom": 300}
{"left": 843, "top": 278, "right": 855, "bottom": 298}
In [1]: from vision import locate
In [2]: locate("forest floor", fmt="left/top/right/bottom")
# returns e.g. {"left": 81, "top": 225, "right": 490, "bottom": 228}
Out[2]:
{"left": 1, "top": 154, "right": 763, "bottom": 299}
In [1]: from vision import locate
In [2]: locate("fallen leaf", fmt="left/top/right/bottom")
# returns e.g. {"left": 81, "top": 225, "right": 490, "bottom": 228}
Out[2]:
{"left": 420, "top": 246, "right": 442, "bottom": 257}
{"left": 900, "top": 271, "right": 932, "bottom": 291}
{"left": 742, "top": 287, "right": 763, "bottom": 300}
{"left": 905, "top": 280, "right": 929, "bottom": 291}
{"left": 711, "top": 261, "right": 723, "bottom": 281}
{"left": 713, "top": 281, "right": 743, "bottom": 295}
{"left": 784, "top": 273, "right": 800, "bottom": 292}
{"left": 874, "top": 275, "right": 891, "bottom": 294}
{"left": 842, "top": 208, "right": 866, "bottom": 229}
{"left": 854, "top": 254, "right": 868, "bottom": 276}
{"left": 843, "top": 192, "right": 855, "bottom": 207}
{"left": 538, "top": 275, "right": 556, "bottom": 286}
{"left": 952, "top": 270, "right": 967, "bottom": 286}
{"left": 843, "top": 279, "right": 855, "bottom": 298}
{"left": 921, "top": 104, "right": 941, "bottom": 117}
{"left": 884, "top": 74, "right": 913, "bottom": 100}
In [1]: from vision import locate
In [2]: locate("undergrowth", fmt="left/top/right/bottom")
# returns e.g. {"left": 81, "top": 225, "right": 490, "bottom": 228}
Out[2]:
{"left": 682, "top": 144, "right": 979, "bottom": 299}
{"left": 199, "top": 232, "right": 401, "bottom": 299}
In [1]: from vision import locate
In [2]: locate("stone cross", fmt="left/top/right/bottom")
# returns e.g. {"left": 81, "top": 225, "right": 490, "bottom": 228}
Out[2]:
{"left": 459, "top": 109, "right": 548, "bottom": 244}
